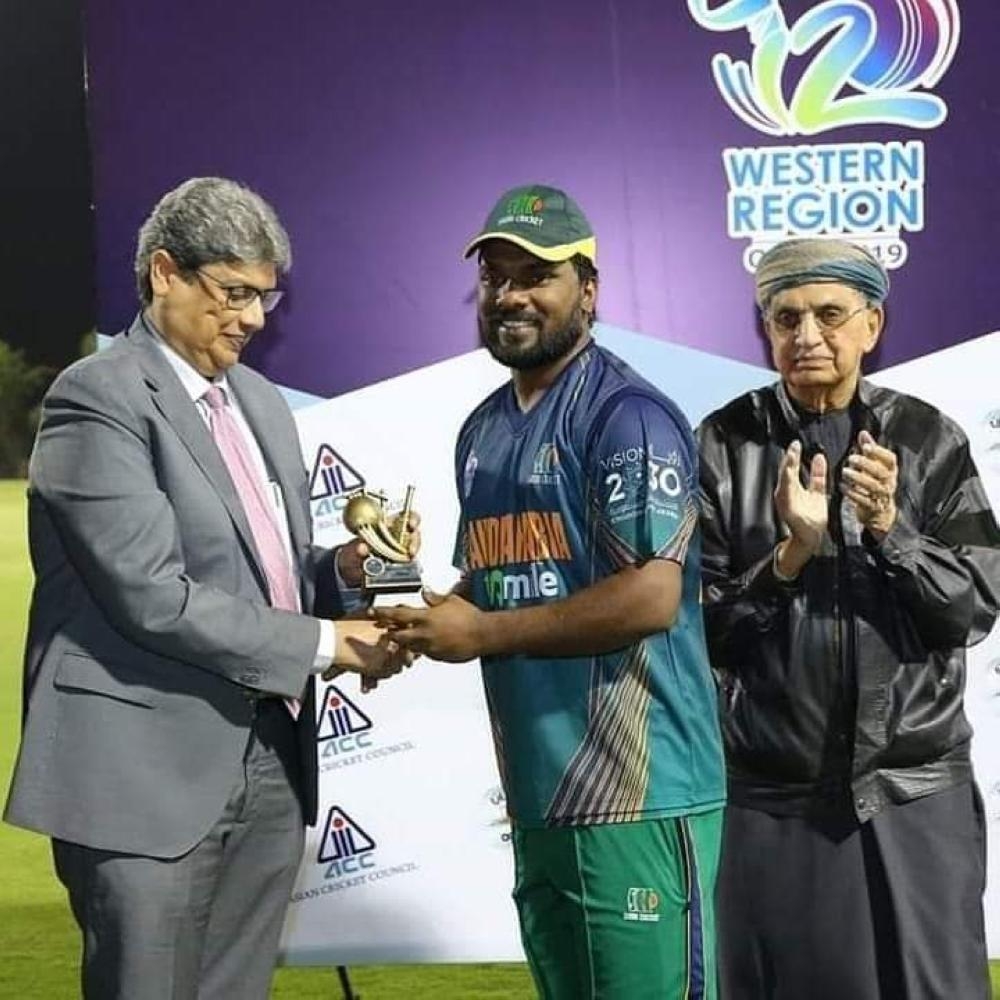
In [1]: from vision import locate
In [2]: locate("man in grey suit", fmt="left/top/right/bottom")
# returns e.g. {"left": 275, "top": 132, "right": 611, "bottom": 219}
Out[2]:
{"left": 4, "top": 177, "right": 411, "bottom": 999}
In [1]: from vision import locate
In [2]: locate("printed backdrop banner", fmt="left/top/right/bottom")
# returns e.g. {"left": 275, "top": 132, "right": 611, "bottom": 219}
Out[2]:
{"left": 82, "top": 0, "right": 1000, "bottom": 963}
{"left": 86, "top": 1, "right": 996, "bottom": 394}
{"left": 281, "top": 353, "right": 519, "bottom": 964}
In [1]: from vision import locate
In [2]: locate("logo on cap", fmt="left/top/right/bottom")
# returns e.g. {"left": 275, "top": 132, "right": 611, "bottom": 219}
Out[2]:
{"left": 464, "top": 184, "right": 597, "bottom": 263}
{"left": 506, "top": 194, "right": 545, "bottom": 216}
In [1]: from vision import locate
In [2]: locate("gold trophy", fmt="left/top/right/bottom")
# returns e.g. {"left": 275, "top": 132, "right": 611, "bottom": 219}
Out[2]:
{"left": 342, "top": 485, "right": 422, "bottom": 595}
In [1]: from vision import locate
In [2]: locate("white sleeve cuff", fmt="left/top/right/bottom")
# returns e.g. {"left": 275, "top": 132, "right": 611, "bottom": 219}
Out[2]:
{"left": 313, "top": 618, "right": 336, "bottom": 672}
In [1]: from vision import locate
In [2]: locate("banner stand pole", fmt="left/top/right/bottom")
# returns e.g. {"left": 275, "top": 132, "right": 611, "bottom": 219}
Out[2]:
{"left": 336, "top": 965, "right": 360, "bottom": 999}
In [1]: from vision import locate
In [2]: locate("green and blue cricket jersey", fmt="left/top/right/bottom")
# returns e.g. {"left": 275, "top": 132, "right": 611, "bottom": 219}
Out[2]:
{"left": 453, "top": 342, "right": 725, "bottom": 829}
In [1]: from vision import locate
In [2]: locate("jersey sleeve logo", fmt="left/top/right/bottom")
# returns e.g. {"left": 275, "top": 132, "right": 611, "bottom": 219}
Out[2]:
{"left": 463, "top": 451, "right": 478, "bottom": 498}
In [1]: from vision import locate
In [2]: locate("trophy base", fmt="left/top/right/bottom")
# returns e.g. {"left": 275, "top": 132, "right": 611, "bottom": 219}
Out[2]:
{"left": 363, "top": 555, "right": 423, "bottom": 596}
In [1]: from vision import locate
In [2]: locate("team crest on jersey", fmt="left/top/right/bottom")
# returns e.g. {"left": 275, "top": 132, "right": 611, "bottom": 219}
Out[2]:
{"left": 623, "top": 886, "right": 661, "bottom": 923}
{"left": 309, "top": 444, "right": 364, "bottom": 500}
{"left": 463, "top": 451, "right": 478, "bottom": 498}
{"left": 528, "top": 442, "right": 561, "bottom": 485}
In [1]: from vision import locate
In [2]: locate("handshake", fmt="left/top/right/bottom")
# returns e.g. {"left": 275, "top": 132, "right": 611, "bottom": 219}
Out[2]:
{"left": 318, "top": 493, "right": 487, "bottom": 688}
{"left": 323, "top": 616, "right": 417, "bottom": 691}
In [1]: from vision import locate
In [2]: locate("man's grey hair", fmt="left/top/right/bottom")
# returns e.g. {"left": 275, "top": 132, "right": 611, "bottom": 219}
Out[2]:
{"left": 134, "top": 177, "right": 292, "bottom": 305}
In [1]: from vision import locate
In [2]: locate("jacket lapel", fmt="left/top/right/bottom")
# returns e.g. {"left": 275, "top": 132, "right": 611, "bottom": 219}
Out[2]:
{"left": 125, "top": 317, "right": 270, "bottom": 593}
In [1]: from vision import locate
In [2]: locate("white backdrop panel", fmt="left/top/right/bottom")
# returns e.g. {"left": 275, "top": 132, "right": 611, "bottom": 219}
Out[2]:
{"left": 279, "top": 327, "right": 1000, "bottom": 962}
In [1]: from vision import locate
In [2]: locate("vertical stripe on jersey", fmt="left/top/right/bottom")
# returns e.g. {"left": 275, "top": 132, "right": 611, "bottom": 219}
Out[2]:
{"left": 544, "top": 645, "right": 652, "bottom": 824}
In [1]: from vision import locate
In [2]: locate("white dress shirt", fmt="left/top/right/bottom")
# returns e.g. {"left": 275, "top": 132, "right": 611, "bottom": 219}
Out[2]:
{"left": 151, "top": 328, "right": 335, "bottom": 672}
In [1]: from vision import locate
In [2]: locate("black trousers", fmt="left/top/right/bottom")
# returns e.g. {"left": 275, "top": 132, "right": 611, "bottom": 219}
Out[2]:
{"left": 717, "top": 783, "right": 989, "bottom": 1000}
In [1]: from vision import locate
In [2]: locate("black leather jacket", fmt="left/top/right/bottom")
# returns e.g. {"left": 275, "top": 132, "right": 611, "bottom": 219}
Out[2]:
{"left": 697, "top": 379, "right": 1000, "bottom": 822}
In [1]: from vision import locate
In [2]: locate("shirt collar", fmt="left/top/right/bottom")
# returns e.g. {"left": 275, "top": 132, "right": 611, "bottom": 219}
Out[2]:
{"left": 142, "top": 311, "right": 230, "bottom": 404}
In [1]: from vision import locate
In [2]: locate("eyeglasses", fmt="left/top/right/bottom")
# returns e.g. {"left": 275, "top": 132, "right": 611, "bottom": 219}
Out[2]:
{"left": 195, "top": 269, "right": 285, "bottom": 314}
{"left": 766, "top": 302, "right": 869, "bottom": 335}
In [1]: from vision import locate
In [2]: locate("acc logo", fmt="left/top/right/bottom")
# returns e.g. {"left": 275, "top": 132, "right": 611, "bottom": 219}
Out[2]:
{"left": 688, "top": 0, "right": 960, "bottom": 136}
{"left": 309, "top": 444, "right": 364, "bottom": 501}
{"left": 623, "top": 886, "right": 661, "bottom": 923}
{"left": 984, "top": 659, "right": 1000, "bottom": 700}
{"left": 483, "top": 785, "right": 513, "bottom": 846}
{"left": 317, "top": 684, "right": 374, "bottom": 756}
{"left": 317, "top": 805, "right": 376, "bottom": 878}
{"left": 979, "top": 409, "right": 1000, "bottom": 472}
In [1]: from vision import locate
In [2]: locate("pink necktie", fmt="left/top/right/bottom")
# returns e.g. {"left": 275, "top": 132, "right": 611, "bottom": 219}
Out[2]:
{"left": 203, "top": 386, "right": 302, "bottom": 716}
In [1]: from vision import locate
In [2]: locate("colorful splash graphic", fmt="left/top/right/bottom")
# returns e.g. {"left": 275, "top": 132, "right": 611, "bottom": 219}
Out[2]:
{"left": 688, "top": 0, "right": 961, "bottom": 136}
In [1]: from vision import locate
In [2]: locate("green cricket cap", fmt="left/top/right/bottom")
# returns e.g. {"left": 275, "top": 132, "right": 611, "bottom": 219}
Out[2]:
{"left": 463, "top": 184, "right": 597, "bottom": 265}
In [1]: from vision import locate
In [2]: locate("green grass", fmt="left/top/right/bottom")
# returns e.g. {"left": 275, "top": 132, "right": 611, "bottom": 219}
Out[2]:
{"left": 1, "top": 477, "right": 998, "bottom": 999}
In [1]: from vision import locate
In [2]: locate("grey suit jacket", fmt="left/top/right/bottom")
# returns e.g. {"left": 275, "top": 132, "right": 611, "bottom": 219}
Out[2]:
{"left": 5, "top": 317, "right": 335, "bottom": 857}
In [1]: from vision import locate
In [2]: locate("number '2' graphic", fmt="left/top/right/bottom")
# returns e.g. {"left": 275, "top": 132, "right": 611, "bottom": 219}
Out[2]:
{"left": 687, "top": 0, "right": 960, "bottom": 136}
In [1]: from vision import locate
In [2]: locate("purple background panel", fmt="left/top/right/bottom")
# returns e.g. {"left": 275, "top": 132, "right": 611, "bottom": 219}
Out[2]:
{"left": 85, "top": 0, "right": 1000, "bottom": 396}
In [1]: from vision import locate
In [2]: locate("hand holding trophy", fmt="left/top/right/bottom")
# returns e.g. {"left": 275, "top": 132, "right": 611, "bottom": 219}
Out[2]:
{"left": 342, "top": 485, "right": 422, "bottom": 597}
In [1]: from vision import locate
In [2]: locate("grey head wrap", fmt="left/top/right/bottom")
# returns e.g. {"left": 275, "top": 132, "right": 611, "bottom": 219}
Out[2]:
{"left": 754, "top": 238, "right": 889, "bottom": 310}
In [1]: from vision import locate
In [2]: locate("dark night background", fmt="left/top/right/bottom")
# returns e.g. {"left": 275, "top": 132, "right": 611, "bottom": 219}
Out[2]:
{"left": 0, "top": 0, "right": 92, "bottom": 372}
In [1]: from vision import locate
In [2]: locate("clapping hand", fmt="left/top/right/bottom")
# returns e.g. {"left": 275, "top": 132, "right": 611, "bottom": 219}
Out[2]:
{"left": 773, "top": 439, "right": 829, "bottom": 578}
{"left": 841, "top": 430, "right": 897, "bottom": 538}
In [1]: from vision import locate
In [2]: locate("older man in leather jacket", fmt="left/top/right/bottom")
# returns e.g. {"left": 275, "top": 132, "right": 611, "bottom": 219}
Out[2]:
{"left": 698, "top": 237, "right": 1000, "bottom": 999}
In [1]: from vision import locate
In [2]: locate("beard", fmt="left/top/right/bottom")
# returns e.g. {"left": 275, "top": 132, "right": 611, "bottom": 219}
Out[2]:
{"left": 478, "top": 302, "right": 589, "bottom": 371}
